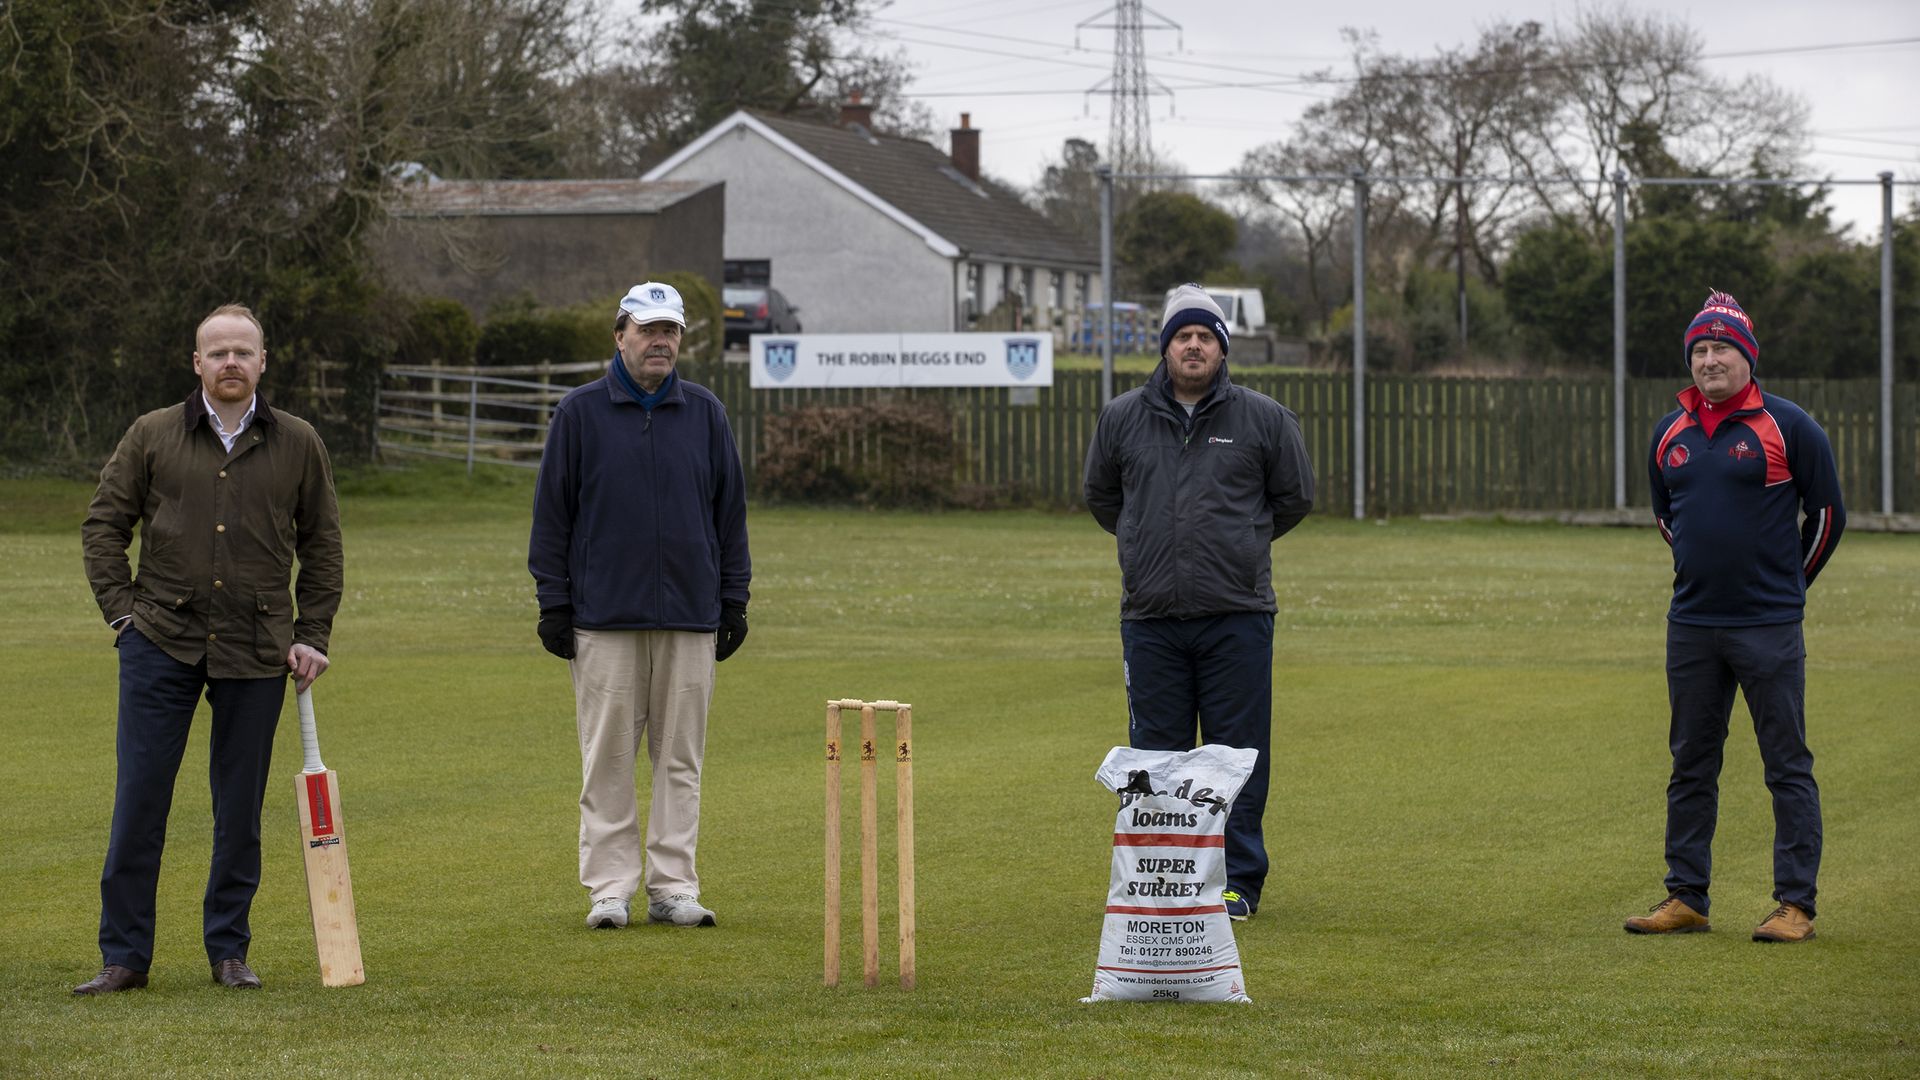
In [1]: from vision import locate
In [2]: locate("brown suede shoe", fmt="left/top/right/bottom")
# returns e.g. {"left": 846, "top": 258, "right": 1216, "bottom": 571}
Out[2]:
{"left": 1752, "top": 902, "right": 1815, "bottom": 943}
{"left": 1623, "top": 895, "right": 1711, "bottom": 934}
{"left": 211, "top": 957, "right": 263, "bottom": 989}
{"left": 73, "top": 965, "right": 149, "bottom": 995}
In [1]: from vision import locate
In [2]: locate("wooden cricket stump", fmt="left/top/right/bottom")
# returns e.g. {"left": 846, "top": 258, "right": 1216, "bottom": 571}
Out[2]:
{"left": 824, "top": 698, "right": 915, "bottom": 990}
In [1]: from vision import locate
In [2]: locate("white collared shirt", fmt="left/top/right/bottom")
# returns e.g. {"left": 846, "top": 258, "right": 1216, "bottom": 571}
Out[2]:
{"left": 205, "top": 390, "right": 258, "bottom": 453}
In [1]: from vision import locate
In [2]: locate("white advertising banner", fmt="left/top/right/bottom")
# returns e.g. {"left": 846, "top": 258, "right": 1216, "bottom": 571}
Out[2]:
{"left": 749, "top": 333, "right": 1053, "bottom": 388}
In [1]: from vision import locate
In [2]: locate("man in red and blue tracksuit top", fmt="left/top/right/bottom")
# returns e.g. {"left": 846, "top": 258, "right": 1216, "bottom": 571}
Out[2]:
{"left": 1623, "top": 289, "right": 1844, "bottom": 943}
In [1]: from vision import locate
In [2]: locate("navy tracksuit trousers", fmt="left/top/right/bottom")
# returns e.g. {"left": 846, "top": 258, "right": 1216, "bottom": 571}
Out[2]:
{"left": 1663, "top": 621, "right": 1821, "bottom": 918}
{"left": 99, "top": 628, "right": 285, "bottom": 971}
{"left": 1121, "top": 612, "right": 1273, "bottom": 907}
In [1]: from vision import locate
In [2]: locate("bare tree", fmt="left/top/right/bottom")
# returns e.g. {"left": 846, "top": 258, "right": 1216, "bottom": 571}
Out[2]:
{"left": 1234, "top": 142, "right": 1351, "bottom": 329}
{"left": 1520, "top": 4, "right": 1810, "bottom": 231}
{"left": 1230, "top": 9, "right": 1810, "bottom": 340}
{"left": 1233, "top": 31, "right": 1432, "bottom": 324}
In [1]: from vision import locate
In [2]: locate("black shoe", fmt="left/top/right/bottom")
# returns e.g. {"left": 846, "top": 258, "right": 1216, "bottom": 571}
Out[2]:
{"left": 211, "top": 957, "right": 263, "bottom": 989}
{"left": 73, "top": 965, "right": 148, "bottom": 995}
{"left": 1222, "top": 889, "right": 1255, "bottom": 921}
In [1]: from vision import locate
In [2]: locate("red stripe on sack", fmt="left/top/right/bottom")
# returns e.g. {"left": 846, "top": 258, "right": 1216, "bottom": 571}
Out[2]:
{"left": 1104, "top": 904, "right": 1226, "bottom": 916}
{"left": 305, "top": 773, "right": 334, "bottom": 838}
{"left": 1096, "top": 964, "right": 1243, "bottom": 974}
{"left": 1112, "top": 833, "right": 1226, "bottom": 847}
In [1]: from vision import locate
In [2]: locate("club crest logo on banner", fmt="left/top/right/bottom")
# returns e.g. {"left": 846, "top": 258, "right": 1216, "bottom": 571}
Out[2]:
{"left": 763, "top": 340, "right": 797, "bottom": 383}
{"left": 1006, "top": 339, "right": 1041, "bottom": 381}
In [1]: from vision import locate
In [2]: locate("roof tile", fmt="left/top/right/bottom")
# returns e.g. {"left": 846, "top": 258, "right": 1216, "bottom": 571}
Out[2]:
{"left": 753, "top": 113, "right": 1099, "bottom": 268}
{"left": 392, "top": 178, "right": 716, "bottom": 217}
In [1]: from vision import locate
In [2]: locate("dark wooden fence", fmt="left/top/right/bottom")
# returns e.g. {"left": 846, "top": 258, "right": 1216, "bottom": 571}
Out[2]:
{"left": 683, "top": 363, "right": 1916, "bottom": 516}
{"left": 383, "top": 357, "right": 1916, "bottom": 515}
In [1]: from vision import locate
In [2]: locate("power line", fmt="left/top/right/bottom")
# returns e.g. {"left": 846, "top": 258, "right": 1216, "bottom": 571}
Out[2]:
{"left": 875, "top": 16, "right": 1091, "bottom": 51}
{"left": 1695, "top": 36, "right": 1920, "bottom": 62}
{"left": 893, "top": 33, "right": 1920, "bottom": 99}
{"left": 882, "top": 32, "right": 1330, "bottom": 99}
{"left": 895, "top": 0, "right": 1091, "bottom": 28}
{"left": 884, "top": 33, "right": 1121, "bottom": 75}
{"left": 1142, "top": 33, "right": 1920, "bottom": 91}
{"left": 1808, "top": 133, "right": 1920, "bottom": 149}
{"left": 1809, "top": 146, "right": 1920, "bottom": 164}
{"left": 876, "top": 15, "right": 1346, "bottom": 84}
{"left": 1814, "top": 124, "right": 1920, "bottom": 134}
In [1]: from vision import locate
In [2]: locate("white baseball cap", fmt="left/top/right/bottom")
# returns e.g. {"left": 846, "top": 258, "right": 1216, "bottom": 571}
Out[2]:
{"left": 617, "top": 282, "right": 686, "bottom": 328}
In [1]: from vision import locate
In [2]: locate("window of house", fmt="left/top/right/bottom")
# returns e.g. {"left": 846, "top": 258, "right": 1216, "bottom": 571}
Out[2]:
{"left": 1050, "top": 271, "right": 1064, "bottom": 311}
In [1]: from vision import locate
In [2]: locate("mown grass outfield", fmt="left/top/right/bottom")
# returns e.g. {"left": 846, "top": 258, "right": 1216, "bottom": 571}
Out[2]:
{"left": 3, "top": 465, "right": 1917, "bottom": 1078}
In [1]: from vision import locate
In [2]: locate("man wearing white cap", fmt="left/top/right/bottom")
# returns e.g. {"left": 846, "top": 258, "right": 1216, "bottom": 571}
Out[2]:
{"left": 1084, "top": 284, "right": 1315, "bottom": 921}
{"left": 528, "top": 281, "right": 751, "bottom": 930}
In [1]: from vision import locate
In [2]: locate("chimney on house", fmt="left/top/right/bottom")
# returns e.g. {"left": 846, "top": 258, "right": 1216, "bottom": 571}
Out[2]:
{"left": 950, "top": 113, "right": 980, "bottom": 182}
{"left": 839, "top": 89, "right": 874, "bottom": 130}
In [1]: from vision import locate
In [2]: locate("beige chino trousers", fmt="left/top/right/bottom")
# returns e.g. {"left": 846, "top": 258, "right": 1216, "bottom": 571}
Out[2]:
{"left": 571, "top": 628, "right": 715, "bottom": 903}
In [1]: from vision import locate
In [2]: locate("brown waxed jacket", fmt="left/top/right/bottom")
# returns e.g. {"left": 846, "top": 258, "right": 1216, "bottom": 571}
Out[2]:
{"left": 82, "top": 391, "right": 344, "bottom": 678}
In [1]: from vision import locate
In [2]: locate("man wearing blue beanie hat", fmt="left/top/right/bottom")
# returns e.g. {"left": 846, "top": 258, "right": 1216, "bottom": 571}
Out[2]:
{"left": 1625, "top": 288, "right": 1846, "bottom": 944}
{"left": 1084, "top": 283, "right": 1315, "bottom": 921}
{"left": 1157, "top": 283, "right": 1232, "bottom": 361}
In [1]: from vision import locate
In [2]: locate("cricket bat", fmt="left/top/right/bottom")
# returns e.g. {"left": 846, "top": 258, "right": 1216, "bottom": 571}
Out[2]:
{"left": 294, "top": 686, "right": 365, "bottom": 987}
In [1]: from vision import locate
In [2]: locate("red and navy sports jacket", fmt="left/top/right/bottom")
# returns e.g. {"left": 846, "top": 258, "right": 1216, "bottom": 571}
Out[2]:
{"left": 1648, "top": 382, "right": 1844, "bottom": 627}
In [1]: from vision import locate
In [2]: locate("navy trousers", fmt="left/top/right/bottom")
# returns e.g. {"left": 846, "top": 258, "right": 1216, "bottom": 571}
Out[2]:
{"left": 1121, "top": 612, "right": 1274, "bottom": 907}
{"left": 1663, "top": 621, "right": 1820, "bottom": 918}
{"left": 99, "top": 628, "right": 285, "bottom": 971}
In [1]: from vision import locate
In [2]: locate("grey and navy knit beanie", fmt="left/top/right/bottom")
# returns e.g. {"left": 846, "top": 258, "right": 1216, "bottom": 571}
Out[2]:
{"left": 1683, "top": 289, "right": 1758, "bottom": 374}
{"left": 1159, "top": 284, "right": 1230, "bottom": 358}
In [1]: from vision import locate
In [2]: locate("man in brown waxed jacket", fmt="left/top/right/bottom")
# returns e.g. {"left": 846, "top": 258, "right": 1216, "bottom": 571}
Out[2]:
{"left": 73, "top": 303, "right": 343, "bottom": 995}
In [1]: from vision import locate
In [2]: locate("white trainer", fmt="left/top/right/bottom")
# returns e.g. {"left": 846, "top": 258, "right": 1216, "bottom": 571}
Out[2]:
{"left": 586, "top": 896, "right": 630, "bottom": 929}
{"left": 646, "top": 893, "right": 717, "bottom": 927}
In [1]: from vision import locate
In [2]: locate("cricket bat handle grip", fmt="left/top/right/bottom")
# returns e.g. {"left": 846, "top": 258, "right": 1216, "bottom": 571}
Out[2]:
{"left": 297, "top": 686, "right": 325, "bottom": 773}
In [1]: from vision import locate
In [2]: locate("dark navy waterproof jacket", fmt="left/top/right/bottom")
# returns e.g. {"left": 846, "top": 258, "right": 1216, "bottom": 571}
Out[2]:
{"left": 1084, "top": 359, "right": 1315, "bottom": 621}
{"left": 1649, "top": 382, "right": 1844, "bottom": 627}
{"left": 529, "top": 358, "right": 750, "bottom": 630}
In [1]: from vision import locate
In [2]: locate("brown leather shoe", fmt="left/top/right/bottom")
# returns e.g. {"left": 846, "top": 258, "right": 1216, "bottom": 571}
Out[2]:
{"left": 73, "top": 965, "right": 149, "bottom": 995}
{"left": 211, "top": 957, "right": 263, "bottom": 989}
{"left": 1752, "top": 902, "right": 1815, "bottom": 943}
{"left": 1623, "top": 895, "right": 1711, "bottom": 934}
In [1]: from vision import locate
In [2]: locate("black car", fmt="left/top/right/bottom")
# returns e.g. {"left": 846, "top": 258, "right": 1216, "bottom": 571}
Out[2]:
{"left": 722, "top": 286, "right": 802, "bottom": 347}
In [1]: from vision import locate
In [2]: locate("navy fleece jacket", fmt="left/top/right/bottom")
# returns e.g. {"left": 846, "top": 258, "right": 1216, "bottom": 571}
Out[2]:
{"left": 529, "top": 356, "right": 750, "bottom": 629}
{"left": 1649, "top": 382, "right": 1844, "bottom": 627}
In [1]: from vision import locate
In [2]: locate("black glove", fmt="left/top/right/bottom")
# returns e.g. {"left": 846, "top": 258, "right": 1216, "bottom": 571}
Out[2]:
{"left": 538, "top": 606, "right": 575, "bottom": 660}
{"left": 716, "top": 602, "right": 748, "bottom": 662}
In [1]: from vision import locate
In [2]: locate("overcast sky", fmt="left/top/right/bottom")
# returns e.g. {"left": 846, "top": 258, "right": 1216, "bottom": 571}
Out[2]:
{"left": 863, "top": 0, "right": 1919, "bottom": 237}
